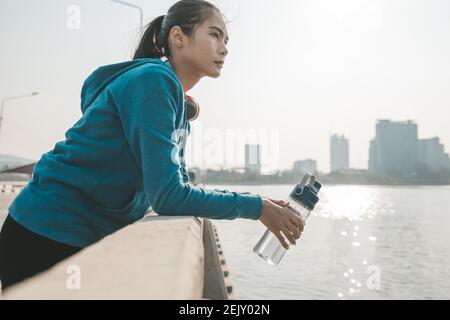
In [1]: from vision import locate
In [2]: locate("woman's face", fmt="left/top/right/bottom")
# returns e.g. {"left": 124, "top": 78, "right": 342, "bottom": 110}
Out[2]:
{"left": 179, "top": 11, "right": 229, "bottom": 79}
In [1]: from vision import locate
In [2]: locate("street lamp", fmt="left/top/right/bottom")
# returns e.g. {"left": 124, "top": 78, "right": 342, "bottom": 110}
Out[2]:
{"left": 0, "top": 92, "right": 39, "bottom": 143}
{"left": 110, "top": 0, "right": 144, "bottom": 33}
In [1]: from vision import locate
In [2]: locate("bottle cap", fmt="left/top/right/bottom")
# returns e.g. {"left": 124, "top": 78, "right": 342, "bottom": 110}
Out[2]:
{"left": 289, "top": 174, "right": 322, "bottom": 210}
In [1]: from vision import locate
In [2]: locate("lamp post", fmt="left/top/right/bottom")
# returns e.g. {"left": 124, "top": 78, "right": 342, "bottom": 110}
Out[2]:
{"left": 110, "top": 0, "right": 144, "bottom": 33}
{"left": 0, "top": 92, "right": 39, "bottom": 143}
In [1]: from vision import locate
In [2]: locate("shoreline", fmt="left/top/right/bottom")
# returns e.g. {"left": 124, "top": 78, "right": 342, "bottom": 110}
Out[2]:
{"left": 202, "top": 181, "right": 450, "bottom": 186}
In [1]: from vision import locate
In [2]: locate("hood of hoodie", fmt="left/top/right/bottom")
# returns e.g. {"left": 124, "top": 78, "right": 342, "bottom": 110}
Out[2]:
{"left": 80, "top": 58, "right": 174, "bottom": 114}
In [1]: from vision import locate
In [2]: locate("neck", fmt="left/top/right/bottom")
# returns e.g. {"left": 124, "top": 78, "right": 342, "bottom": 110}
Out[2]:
{"left": 166, "top": 57, "right": 201, "bottom": 93}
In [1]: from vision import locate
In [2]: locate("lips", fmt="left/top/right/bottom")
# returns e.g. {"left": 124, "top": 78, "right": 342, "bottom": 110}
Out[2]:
{"left": 214, "top": 61, "right": 224, "bottom": 67}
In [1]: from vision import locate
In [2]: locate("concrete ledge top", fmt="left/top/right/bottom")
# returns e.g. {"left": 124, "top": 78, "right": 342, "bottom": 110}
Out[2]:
{"left": 2, "top": 215, "right": 205, "bottom": 300}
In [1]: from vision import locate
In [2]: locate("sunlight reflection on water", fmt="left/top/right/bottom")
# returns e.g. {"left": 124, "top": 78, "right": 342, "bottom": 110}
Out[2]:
{"left": 212, "top": 184, "right": 450, "bottom": 299}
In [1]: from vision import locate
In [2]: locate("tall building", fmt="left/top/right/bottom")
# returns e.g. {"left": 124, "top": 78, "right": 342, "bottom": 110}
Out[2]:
{"left": 368, "top": 139, "right": 378, "bottom": 174}
{"left": 418, "top": 137, "right": 450, "bottom": 172}
{"left": 330, "top": 134, "right": 349, "bottom": 172}
{"left": 369, "top": 120, "right": 418, "bottom": 177}
{"left": 245, "top": 144, "right": 261, "bottom": 174}
{"left": 293, "top": 159, "right": 317, "bottom": 174}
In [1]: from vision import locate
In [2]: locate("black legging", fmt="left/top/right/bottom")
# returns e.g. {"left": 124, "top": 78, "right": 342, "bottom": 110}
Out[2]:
{"left": 0, "top": 215, "right": 82, "bottom": 292}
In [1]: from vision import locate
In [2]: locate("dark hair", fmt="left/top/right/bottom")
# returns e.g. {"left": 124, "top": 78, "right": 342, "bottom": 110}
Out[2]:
{"left": 133, "top": 0, "right": 222, "bottom": 60}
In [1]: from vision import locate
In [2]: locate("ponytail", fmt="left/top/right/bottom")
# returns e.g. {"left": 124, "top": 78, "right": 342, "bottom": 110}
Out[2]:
{"left": 133, "top": 0, "right": 221, "bottom": 60}
{"left": 133, "top": 15, "right": 166, "bottom": 60}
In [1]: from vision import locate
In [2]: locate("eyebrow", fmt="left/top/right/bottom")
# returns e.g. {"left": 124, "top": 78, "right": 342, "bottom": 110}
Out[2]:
{"left": 209, "top": 26, "right": 229, "bottom": 42}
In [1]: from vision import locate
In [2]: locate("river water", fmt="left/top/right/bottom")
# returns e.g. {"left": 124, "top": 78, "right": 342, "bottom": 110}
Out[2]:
{"left": 211, "top": 184, "right": 450, "bottom": 300}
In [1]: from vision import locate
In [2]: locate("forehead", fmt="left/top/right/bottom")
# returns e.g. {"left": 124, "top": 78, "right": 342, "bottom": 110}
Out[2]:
{"left": 200, "top": 11, "right": 229, "bottom": 37}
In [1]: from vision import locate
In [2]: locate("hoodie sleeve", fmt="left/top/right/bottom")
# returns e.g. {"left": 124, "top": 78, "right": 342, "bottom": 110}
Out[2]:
{"left": 113, "top": 67, "right": 262, "bottom": 220}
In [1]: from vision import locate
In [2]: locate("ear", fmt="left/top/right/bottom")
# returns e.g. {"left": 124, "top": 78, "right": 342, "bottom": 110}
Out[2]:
{"left": 169, "top": 26, "right": 184, "bottom": 49}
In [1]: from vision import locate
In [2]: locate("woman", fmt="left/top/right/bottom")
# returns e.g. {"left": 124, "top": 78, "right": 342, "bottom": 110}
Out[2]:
{"left": 0, "top": 0, "right": 304, "bottom": 292}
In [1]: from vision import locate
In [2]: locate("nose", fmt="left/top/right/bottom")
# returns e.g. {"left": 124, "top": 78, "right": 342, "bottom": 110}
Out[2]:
{"left": 220, "top": 43, "right": 228, "bottom": 58}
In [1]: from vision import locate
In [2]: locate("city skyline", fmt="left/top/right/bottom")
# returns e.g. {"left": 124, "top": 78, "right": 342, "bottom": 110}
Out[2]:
{"left": 369, "top": 119, "right": 450, "bottom": 177}
{"left": 2, "top": 117, "right": 450, "bottom": 176}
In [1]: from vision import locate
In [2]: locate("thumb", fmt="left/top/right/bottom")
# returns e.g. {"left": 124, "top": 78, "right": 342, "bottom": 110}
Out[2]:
{"left": 270, "top": 199, "right": 290, "bottom": 207}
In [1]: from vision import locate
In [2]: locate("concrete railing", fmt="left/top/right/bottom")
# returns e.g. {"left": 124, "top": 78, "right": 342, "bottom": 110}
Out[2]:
{"left": 0, "top": 181, "right": 26, "bottom": 194}
{"left": 1, "top": 213, "right": 232, "bottom": 300}
{"left": 202, "top": 219, "right": 235, "bottom": 299}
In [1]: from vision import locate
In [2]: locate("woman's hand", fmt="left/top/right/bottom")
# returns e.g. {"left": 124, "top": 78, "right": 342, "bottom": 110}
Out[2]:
{"left": 259, "top": 198, "right": 305, "bottom": 249}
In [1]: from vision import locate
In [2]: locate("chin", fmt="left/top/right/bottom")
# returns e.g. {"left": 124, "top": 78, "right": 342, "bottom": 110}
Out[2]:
{"left": 209, "top": 69, "right": 221, "bottom": 78}
{"left": 205, "top": 66, "right": 222, "bottom": 78}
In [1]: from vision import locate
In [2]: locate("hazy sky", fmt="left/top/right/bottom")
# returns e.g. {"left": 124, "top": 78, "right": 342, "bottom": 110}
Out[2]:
{"left": 1, "top": 0, "right": 449, "bottom": 173}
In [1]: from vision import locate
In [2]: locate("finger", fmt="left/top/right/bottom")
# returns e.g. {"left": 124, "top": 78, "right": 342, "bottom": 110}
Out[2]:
{"left": 289, "top": 215, "right": 305, "bottom": 232}
{"left": 286, "top": 223, "right": 301, "bottom": 240}
{"left": 281, "top": 227, "right": 296, "bottom": 246}
{"left": 283, "top": 201, "right": 290, "bottom": 207}
{"left": 270, "top": 199, "right": 290, "bottom": 207}
{"left": 275, "top": 231, "right": 289, "bottom": 249}
{"left": 279, "top": 200, "right": 290, "bottom": 207}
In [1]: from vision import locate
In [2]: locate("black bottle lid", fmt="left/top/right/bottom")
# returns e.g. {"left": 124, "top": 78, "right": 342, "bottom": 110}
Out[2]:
{"left": 289, "top": 176, "right": 322, "bottom": 210}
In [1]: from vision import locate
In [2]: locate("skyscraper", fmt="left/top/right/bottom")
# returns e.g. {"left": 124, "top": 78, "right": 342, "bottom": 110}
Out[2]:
{"left": 245, "top": 144, "right": 261, "bottom": 174}
{"left": 418, "top": 137, "right": 450, "bottom": 172}
{"left": 368, "top": 139, "right": 378, "bottom": 174}
{"left": 370, "top": 120, "right": 418, "bottom": 177}
{"left": 330, "top": 134, "right": 349, "bottom": 172}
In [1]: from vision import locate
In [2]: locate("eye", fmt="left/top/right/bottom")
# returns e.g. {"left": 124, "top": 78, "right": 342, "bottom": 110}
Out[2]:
{"left": 211, "top": 32, "right": 219, "bottom": 39}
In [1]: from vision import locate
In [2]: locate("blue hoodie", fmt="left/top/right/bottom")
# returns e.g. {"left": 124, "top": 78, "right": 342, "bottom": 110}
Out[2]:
{"left": 9, "top": 58, "right": 263, "bottom": 248}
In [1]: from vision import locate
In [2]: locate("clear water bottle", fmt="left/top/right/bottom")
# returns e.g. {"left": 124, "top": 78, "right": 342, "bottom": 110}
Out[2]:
{"left": 253, "top": 174, "right": 322, "bottom": 266}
